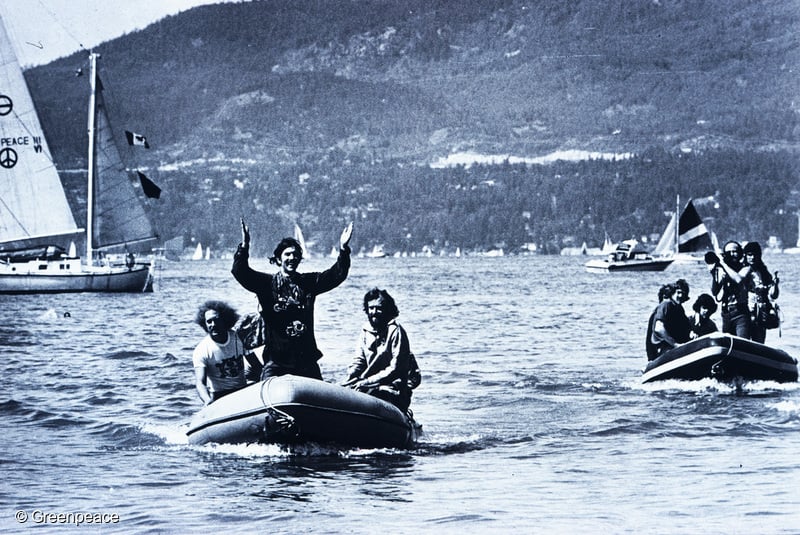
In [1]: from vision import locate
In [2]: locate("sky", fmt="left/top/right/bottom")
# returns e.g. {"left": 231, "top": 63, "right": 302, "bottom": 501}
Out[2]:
{"left": 1, "top": 0, "right": 239, "bottom": 67}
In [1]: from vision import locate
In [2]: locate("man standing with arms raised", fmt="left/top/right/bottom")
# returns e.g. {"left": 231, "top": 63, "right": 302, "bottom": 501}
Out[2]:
{"left": 232, "top": 218, "right": 353, "bottom": 380}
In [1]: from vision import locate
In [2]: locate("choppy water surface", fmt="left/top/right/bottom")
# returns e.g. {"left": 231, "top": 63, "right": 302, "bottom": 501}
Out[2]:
{"left": 2, "top": 254, "right": 800, "bottom": 533}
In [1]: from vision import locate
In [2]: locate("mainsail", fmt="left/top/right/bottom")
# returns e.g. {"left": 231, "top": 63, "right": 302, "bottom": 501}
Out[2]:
{"left": 0, "top": 18, "right": 81, "bottom": 250}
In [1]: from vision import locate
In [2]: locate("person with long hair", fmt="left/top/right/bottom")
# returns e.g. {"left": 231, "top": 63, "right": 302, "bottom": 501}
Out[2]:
{"left": 192, "top": 300, "right": 247, "bottom": 405}
{"left": 743, "top": 241, "right": 780, "bottom": 343}
{"left": 343, "top": 288, "right": 421, "bottom": 412}
{"left": 231, "top": 218, "right": 353, "bottom": 380}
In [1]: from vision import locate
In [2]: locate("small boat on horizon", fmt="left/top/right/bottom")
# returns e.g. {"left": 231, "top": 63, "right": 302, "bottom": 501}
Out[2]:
{"left": 641, "top": 332, "right": 798, "bottom": 384}
{"left": 585, "top": 239, "right": 673, "bottom": 272}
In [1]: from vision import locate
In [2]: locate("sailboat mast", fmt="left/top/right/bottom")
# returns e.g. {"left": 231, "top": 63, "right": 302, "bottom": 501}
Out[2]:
{"left": 675, "top": 194, "right": 680, "bottom": 253}
{"left": 86, "top": 53, "right": 98, "bottom": 263}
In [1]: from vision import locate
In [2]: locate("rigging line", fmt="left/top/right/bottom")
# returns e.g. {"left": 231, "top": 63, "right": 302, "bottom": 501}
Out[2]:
{"left": 0, "top": 195, "right": 31, "bottom": 238}
{"left": 33, "top": 0, "right": 89, "bottom": 58}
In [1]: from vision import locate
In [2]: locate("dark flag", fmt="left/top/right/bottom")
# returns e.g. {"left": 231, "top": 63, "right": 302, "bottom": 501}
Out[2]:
{"left": 137, "top": 171, "right": 161, "bottom": 199}
{"left": 95, "top": 73, "right": 103, "bottom": 91}
{"left": 125, "top": 130, "right": 150, "bottom": 149}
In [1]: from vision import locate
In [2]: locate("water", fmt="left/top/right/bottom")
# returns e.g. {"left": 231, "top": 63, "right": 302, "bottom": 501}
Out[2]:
{"left": 2, "top": 254, "right": 800, "bottom": 533}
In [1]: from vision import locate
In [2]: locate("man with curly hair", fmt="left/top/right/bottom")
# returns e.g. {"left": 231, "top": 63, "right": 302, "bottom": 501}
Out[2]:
{"left": 192, "top": 300, "right": 248, "bottom": 405}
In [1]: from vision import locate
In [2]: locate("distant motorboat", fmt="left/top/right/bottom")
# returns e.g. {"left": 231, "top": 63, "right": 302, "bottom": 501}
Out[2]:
{"left": 585, "top": 239, "right": 673, "bottom": 272}
{"left": 365, "top": 245, "right": 387, "bottom": 258}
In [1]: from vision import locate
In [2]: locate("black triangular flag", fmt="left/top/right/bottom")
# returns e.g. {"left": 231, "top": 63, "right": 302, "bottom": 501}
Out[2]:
{"left": 137, "top": 171, "right": 161, "bottom": 199}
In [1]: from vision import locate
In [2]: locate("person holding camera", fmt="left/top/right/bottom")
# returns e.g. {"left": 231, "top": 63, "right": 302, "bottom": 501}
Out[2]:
{"left": 707, "top": 241, "right": 751, "bottom": 339}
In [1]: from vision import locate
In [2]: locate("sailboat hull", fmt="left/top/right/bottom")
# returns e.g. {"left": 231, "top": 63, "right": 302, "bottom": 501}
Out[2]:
{"left": 0, "top": 262, "right": 152, "bottom": 294}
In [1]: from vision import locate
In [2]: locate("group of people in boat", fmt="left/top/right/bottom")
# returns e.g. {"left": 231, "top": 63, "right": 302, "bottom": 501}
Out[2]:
{"left": 192, "top": 219, "right": 420, "bottom": 414}
{"left": 646, "top": 240, "right": 781, "bottom": 360}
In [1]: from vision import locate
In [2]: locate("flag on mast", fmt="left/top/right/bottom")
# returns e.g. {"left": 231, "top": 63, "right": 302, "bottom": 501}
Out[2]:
{"left": 125, "top": 130, "right": 150, "bottom": 148}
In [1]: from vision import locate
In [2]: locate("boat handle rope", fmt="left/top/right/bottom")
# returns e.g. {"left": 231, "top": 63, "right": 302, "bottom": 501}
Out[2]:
{"left": 725, "top": 335, "right": 734, "bottom": 357}
{"left": 260, "top": 377, "right": 299, "bottom": 435}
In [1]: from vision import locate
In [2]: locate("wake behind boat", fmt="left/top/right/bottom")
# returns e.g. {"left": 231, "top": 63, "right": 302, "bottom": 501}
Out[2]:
{"left": 642, "top": 332, "right": 798, "bottom": 384}
{"left": 186, "top": 375, "right": 421, "bottom": 448}
{"left": 0, "top": 19, "right": 157, "bottom": 294}
{"left": 585, "top": 239, "right": 673, "bottom": 272}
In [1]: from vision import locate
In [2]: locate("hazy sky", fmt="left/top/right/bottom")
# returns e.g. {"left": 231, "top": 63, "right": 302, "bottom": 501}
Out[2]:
{"left": 1, "top": 0, "right": 239, "bottom": 67}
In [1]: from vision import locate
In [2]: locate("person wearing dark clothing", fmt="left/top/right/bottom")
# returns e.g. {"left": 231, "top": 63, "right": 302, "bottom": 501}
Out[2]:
{"left": 651, "top": 284, "right": 692, "bottom": 357}
{"left": 689, "top": 293, "right": 718, "bottom": 338}
{"left": 646, "top": 284, "right": 674, "bottom": 361}
{"left": 231, "top": 218, "right": 353, "bottom": 380}
{"left": 709, "top": 241, "right": 751, "bottom": 339}
{"left": 743, "top": 241, "right": 780, "bottom": 343}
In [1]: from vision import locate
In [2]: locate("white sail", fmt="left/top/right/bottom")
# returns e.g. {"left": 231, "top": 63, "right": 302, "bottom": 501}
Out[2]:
{"left": 652, "top": 213, "right": 676, "bottom": 257}
{"left": 294, "top": 223, "right": 308, "bottom": 257}
{"left": 191, "top": 243, "right": 203, "bottom": 260}
{"left": 0, "top": 18, "right": 81, "bottom": 249}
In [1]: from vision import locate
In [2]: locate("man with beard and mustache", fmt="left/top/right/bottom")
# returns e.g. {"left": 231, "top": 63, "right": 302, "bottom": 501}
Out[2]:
{"left": 232, "top": 218, "right": 353, "bottom": 380}
{"left": 193, "top": 300, "right": 248, "bottom": 405}
{"left": 343, "top": 288, "right": 421, "bottom": 413}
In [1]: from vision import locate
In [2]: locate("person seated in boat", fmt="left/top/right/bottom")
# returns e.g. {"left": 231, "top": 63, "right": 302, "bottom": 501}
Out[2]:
{"left": 742, "top": 241, "right": 780, "bottom": 343}
{"left": 689, "top": 293, "right": 718, "bottom": 338}
{"left": 674, "top": 279, "right": 690, "bottom": 305}
{"left": 707, "top": 241, "right": 751, "bottom": 339}
{"left": 343, "top": 288, "right": 421, "bottom": 413}
{"left": 650, "top": 283, "right": 692, "bottom": 356}
{"left": 192, "top": 300, "right": 249, "bottom": 405}
{"left": 645, "top": 283, "right": 674, "bottom": 361}
{"left": 232, "top": 218, "right": 353, "bottom": 381}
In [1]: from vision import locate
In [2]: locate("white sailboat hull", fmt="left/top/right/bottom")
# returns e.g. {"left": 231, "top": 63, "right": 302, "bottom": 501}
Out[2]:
{"left": 0, "top": 260, "right": 152, "bottom": 294}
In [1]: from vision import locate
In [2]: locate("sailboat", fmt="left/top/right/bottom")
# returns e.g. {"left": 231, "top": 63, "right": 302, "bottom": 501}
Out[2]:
{"left": 191, "top": 243, "right": 203, "bottom": 260}
{"left": 652, "top": 196, "right": 714, "bottom": 264}
{"left": 0, "top": 24, "right": 157, "bottom": 293}
{"left": 293, "top": 223, "right": 309, "bottom": 257}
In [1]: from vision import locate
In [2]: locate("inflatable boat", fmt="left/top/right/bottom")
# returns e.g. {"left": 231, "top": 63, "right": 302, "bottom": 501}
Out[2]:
{"left": 642, "top": 332, "right": 798, "bottom": 384}
{"left": 186, "top": 375, "right": 421, "bottom": 448}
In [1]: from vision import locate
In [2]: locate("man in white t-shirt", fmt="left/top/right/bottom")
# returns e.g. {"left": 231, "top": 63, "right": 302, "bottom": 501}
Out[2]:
{"left": 193, "top": 301, "right": 247, "bottom": 405}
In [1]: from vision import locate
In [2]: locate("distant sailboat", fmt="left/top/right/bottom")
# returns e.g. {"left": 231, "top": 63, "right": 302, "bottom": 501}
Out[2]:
{"left": 365, "top": 245, "right": 386, "bottom": 258}
{"left": 652, "top": 196, "right": 713, "bottom": 263}
{"left": 0, "top": 27, "right": 157, "bottom": 293}
{"left": 294, "top": 223, "right": 309, "bottom": 257}
{"left": 204, "top": 246, "right": 211, "bottom": 260}
{"left": 191, "top": 243, "right": 204, "bottom": 261}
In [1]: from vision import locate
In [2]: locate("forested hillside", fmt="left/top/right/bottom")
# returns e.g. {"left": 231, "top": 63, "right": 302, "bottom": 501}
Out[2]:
{"left": 23, "top": 0, "right": 800, "bottom": 253}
